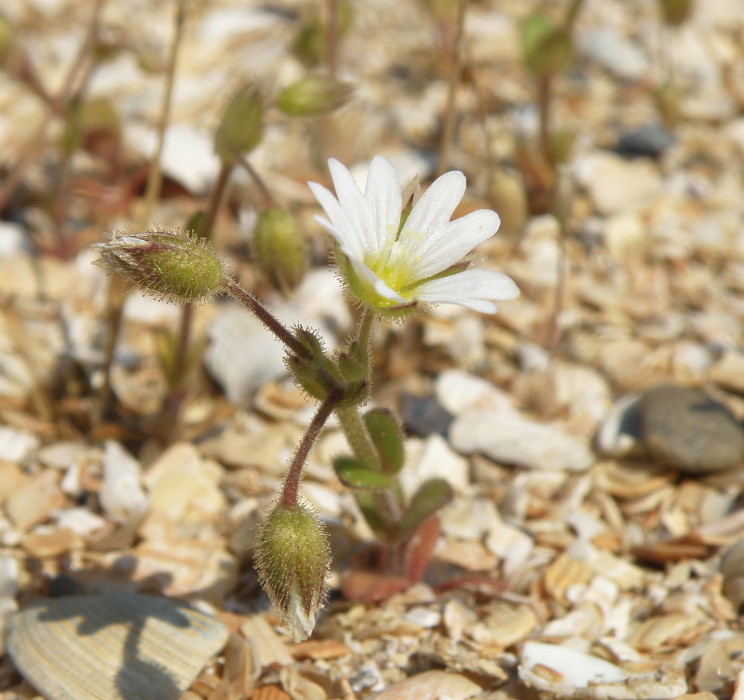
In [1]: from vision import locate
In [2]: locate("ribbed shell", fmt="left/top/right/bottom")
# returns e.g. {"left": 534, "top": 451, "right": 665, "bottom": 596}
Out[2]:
{"left": 7, "top": 593, "right": 228, "bottom": 700}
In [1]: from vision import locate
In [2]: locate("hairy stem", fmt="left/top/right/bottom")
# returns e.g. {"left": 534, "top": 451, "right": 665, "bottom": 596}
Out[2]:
{"left": 223, "top": 278, "right": 311, "bottom": 359}
{"left": 282, "top": 389, "right": 343, "bottom": 507}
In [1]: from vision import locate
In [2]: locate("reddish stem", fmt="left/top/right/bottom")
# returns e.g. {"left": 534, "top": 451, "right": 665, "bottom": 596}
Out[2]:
{"left": 281, "top": 389, "right": 343, "bottom": 507}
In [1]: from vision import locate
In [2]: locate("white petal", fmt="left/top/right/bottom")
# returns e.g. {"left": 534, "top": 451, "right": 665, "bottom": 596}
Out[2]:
{"left": 412, "top": 209, "right": 501, "bottom": 278}
{"left": 414, "top": 269, "right": 520, "bottom": 313}
{"left": 328, "top": 158, "right": 388, "bottom": 257}
{"left": 327, "top": 159, "right": 377, "bottom": 252}
{"left": 363, "top": 156, "right": 402, "bottom": 255}
{"left": 308, "top": 181, "right": 365, "bottom": 260}
{"left": 399, "top": 170, "right": 466, "bottom": 255}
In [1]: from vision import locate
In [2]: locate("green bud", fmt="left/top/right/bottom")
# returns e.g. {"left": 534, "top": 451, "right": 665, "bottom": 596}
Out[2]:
{"left": 364, "top": 408, "right": 404, "bottom": 474}
{"left": 95, "top": 230, "right": 226, "bottom": 303}
{"left": 521, "top": 14, "right": 574, "bottom": 77}
{"left": 658, "top": 0, "right": 694, "bottom": 26}
{"left": 253, "top": 208, "right": 307, "bottom": 295}
{"left": 255, "top": 501, "right": 330, "bottom": 641}
{"left": 214, "top": 85, "right": 264, "bottom": 163}
{"left": 277, "top": 76, "right": 354, "bottom": 117}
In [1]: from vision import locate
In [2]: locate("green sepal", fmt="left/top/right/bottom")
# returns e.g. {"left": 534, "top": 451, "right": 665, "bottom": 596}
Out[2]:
{"left": 286, "top": 327, "right": 342, "bottom": 400}
{"left": 395, "top": 478, "right": 453, "bottom": 542}
{"left": 337, "top": 351, "right": 367, "bottom": 384}
{"left": 364, "top": 408, "right": 405, "bottom": 475}
{"left": 334, "top": 456, "right": 395, "bottom": 490}
{"left": 521, "top": 14, "right": 574, "bottom": 77}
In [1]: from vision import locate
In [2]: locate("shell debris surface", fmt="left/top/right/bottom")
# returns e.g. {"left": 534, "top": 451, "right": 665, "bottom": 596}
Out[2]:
{"left": 7, "top": 594, "right": 228, "bottom": 700}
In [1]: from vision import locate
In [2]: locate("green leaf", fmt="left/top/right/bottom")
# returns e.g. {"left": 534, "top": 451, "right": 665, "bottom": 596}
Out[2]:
{"left": 395, "top": 478, "right": 453, "bottom": 541}
{"left": 334, "top": 456, "right": 394, "bottom": 490}
{"left": 364, "top": 408, "right": 405, "bottom": 474}
{"left": 353, "top": 491, "right": 389, "bottom": 540}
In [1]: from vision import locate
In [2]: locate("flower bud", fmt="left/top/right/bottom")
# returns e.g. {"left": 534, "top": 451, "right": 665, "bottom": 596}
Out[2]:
{"left": 255, "top": 501, "right": 330, "bottom": 641}
{"left": 277, "top": 76, "right": 354, "bottom": 117}
{"left": 253, "top": 208, "right": 307, "bottom": 294}
{"left": 214, "top": 85, "right": 264, "bottom": 163}
{"left": 521, "top": 14, "right": 574, "bottom": 77}
{"left": 95, "top": 230, "right": 225, "bottom": 303}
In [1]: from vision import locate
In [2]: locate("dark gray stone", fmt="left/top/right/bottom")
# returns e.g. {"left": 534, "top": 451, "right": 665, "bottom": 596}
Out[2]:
{"left": 400, "top": 393, "right": 454, "bottom": 438}
{"left": 615, "top": 123, "right": 676, "bottom": 158}
{"left": 638, "top": 384, "right": 744, "bottom": 472}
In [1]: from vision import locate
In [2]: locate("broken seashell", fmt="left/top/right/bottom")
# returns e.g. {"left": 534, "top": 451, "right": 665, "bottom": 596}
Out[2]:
{"left": 520, "top": 642, "right": 627, "bottom": 695}
{"left": 7, "top": 593, "right": 228, "bottom": 700}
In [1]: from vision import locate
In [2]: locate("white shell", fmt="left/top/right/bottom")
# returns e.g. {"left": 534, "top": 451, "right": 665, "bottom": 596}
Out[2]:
{"left": 8, "top": 594, "right": 228, "bottom": 700}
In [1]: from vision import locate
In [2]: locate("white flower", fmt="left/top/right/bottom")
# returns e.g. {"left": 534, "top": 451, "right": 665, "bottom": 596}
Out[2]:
{"left": 308, "top": 156, "right": 519, "bottom": 314}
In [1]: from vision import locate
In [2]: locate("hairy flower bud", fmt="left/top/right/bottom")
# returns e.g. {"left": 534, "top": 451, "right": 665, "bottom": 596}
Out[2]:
{"left": 277, "top": 76, "right": 353, "bottom": 117}
{"left": 253, "top": 208, "right": 307, "bottom": 294}
{"left": 95, "top": 230, "right": 226, "bottom": 303}
{"left": 255, "top": 502, "right": 330, "bottom": 641}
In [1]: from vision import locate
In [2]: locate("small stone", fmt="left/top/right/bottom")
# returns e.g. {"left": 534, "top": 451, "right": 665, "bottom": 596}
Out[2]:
{"left": 450, "top": 410, "right": 594, "bottom": 471}
{"left": 595, "top": 395, "right": 644, "bottom": 458}
{"left": 99, "top": 442, "right": 149, "bottom": 526}
{"left": 615, "top": 123, "right": 676, "bottom": 158}
{"left": 6, "top": 470, "right": 66, "bottom": 532}
{"left": 639, "top": 385, "right": 744, "bottom": 472}
{"left": 20, "top": 528, "right": 80, "bottom": 558}
{"left": 400, "top": 393, "right": 454, "bottom": 438}
{"left": 371, "top": 670, "right": 481, "bottom": 700}
{"left": 709, "top": 351, "right": 744, "bottom": 395}
{"left": 578, "top": 26, "right": 649, "bottom": 81}
{"left": 575, "top": 152, "right": 661, "bottom": 216}
{"left": 0, "top": 426, "right": 39, "bottom": 463}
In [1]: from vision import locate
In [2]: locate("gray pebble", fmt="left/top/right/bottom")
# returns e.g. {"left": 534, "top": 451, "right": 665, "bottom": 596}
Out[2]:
{"left": 639, "top": 385, "right": 744, "bottom": 472}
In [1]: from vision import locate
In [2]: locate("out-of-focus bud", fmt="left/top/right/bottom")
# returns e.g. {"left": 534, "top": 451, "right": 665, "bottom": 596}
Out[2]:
{"left": 214, "top": 85, "right": 264, "bottom": 163}
{"left": 658, "top": 0, "right": 694, "bottom": 26}
{"left": 277, "top": 76, "right": 354, "bottom": 117}
{"left": 255, "top": 501, "right": 330, "bottom": 641}
{"left": 95, "top": 230, "right": 226, "bottom": 303}
{"left": 253, "top": 208, "right": 307, "bottom": 294}
{"left": 521, "top": 14, "right": 574, "bottom": 77}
